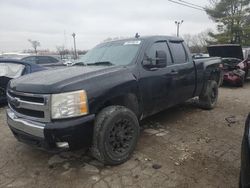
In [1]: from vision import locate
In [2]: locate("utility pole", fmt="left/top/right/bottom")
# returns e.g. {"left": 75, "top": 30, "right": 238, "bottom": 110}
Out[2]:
{"left": 175, "top": 20, "right": 184, "bottom": 37}
{"left": 72, "top": 33, "right": 77, "bottom": 59}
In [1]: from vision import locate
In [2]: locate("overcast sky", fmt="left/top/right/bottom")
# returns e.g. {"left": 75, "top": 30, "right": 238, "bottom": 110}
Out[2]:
{"left": 0, "top": 0, "right": 215, "bottom": 52}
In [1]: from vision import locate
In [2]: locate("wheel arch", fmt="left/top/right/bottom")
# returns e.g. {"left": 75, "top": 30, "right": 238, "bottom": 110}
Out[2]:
{"left": 95, "top": 93, "right": 141, "bottom": 118}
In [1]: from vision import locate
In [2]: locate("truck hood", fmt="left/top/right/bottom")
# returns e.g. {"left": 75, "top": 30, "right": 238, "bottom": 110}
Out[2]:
{"left": 207, "top": 45, "right": 244, "bottom": 60}
{"left": 10, "top": 66, "right": 125, "bottom": 93}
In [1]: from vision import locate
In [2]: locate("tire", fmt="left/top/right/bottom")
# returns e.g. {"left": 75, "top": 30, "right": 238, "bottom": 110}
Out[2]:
{"left": 91, "top": 106, "right": 140, "bottom": 165}
{"left": 199, "top": 80, "right": 218, "bottom": 110}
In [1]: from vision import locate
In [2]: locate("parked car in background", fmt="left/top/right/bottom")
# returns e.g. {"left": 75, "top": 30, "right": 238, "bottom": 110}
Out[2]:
{"left": 221, "top": 58, "right": 245, "bottom": 86}
{"left": 6, "top": 36, "right": 222, "bottom": 165}
{"left": 21, "top": 55, "right": 64, "bottom": 67}
{"left": 0, "top": 59, "right": 46, "bottom": 104}
{"left": 208, "top": 44, "right": 249, "bottom": 87}
{"left": 240, "top": 113, "right": 250, "bottom": 188}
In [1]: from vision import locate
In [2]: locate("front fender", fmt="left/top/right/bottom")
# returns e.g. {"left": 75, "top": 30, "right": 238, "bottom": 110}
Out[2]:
{"left": 87, "top": 71, "right": 142, "bottom": 116}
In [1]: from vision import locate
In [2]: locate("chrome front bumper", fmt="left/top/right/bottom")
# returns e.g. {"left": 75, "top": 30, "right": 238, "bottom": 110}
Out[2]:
{"left": 7, "top": 108, "right": 45, "bottom": 138}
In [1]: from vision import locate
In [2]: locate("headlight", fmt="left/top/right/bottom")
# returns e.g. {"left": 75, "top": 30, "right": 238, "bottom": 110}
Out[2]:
{"left": 51, "top": 90, "right": 88, "bottom": 119}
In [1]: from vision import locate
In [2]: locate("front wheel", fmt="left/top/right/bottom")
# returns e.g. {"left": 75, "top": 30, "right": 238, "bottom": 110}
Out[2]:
{"left": 199, "top": 80, "right": 218, "bottom": 110}
{"left": 91, "top": 106, "right": 140, "bottom": 165}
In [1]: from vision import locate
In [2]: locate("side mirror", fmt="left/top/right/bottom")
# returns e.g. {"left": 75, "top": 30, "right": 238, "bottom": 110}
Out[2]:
{"left": 142, "top": 50, "right": 167, "bottom": 69}
{"left": 155, "top": 50, "right": 167, "bottom": 67}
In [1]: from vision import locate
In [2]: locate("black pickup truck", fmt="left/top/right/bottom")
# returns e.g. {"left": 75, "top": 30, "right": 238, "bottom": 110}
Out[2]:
{"left": 6, "top": 36, "right": 222, "bottom": 165}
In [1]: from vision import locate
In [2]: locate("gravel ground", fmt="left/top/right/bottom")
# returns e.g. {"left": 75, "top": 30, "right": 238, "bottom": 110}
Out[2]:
{"left": 0, "top": 82, "right": 249, "bottom": 188}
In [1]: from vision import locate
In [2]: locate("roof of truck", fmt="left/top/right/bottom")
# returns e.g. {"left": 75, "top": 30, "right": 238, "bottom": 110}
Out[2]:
{"left": 135, "top": 35, "right": 181, "bottom": 40}
{"left": 102, "top": 35, "right": 183, "bottom": 43}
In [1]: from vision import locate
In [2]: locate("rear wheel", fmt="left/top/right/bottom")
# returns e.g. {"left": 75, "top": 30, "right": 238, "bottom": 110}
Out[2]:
{"left": 91, "top": 106, "right": 140, "bottom": 165}
{"left": 199, "top": 80, "right": 218, "bottom": 110}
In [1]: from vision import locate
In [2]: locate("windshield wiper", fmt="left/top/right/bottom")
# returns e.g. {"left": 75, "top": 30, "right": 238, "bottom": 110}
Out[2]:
{"left": 87, "top": 61, "right": 114, "bottom": 66}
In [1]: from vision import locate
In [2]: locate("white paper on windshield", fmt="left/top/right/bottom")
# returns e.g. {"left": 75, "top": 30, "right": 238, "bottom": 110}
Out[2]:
{"left": 124, "top": 41, "right": 141, "bottom": 45}
{"left": 0, "top": 63, "right": 25, "bottom": 78}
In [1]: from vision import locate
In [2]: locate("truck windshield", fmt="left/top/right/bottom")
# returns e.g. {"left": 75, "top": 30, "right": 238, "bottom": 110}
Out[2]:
{"left": 76, "top": 40, "right": 141, "bottom": 66}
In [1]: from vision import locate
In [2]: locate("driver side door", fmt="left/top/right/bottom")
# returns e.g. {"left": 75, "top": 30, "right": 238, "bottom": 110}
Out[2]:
{"left": 139, "top": 41, "right": 177, "bottom": 117}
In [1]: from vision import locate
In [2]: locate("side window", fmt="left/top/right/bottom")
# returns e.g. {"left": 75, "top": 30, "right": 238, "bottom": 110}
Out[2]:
{"left": 48, "top": 57, "right": 59, "bottom": 63}
{"left": 37, "top": 57, "right": 50, "bottom": 64}
{"left": 22, "top": 56, "right": 36, "bottom": 64}
{"left": 147, "top": 42, "right": 172, "bottom": 65}
{"left": 169, "top": 42, "right": 187, "bottom": 64}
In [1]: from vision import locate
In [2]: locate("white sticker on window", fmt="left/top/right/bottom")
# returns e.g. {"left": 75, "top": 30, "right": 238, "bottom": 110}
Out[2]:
{"left": 124, "top": 41, "right": 141, "bottom": 45}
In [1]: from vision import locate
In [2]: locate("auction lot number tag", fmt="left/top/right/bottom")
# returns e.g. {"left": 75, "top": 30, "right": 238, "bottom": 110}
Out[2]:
{"left": 124, "top": 41, "right": 141, "bottom": 45}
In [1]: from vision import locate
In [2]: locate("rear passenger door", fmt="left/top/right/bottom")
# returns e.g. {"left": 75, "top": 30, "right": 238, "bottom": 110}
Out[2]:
{"left": 167, "top": 40, "right": 196, "bottom": 103}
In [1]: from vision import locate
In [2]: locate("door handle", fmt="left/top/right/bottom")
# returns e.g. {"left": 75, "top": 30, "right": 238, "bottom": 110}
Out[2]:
{"left": 170, "top": 70, "right": 178, "bottom": 75}
{"left": 149, "top": 67, "right": 159, "bottom": 71}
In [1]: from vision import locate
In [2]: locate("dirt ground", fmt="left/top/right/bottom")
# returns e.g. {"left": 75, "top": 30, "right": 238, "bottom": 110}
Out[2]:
{"left": 0, "top": 82, "right": 249, "bottom": 188}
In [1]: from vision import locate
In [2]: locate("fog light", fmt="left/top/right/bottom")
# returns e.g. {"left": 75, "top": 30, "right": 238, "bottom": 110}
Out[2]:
{"left": 56, "top": 142, "right": 69, "bottom": 149}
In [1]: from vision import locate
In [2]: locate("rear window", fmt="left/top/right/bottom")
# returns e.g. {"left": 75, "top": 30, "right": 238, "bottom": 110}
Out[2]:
{"left": 0, "top": 63, "right": 25, "bottom": 78}
{"left": 48, "top": 57, "right": 59, "bottom": 63}
{"left": 169, "top": 42, "right": 187, "bottom": 64}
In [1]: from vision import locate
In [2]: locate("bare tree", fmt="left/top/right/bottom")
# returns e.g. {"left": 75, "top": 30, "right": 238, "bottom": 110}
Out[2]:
{"left": 182, "top": 34, "right": 192, "bottom": 47}
{"left": 56, "top": 46, "right": 66, "bottom": 59}
{"left": 28, "top": 39, "right": 40, "bottom": 55}
{"left": 182, "top": 30, "right": 212, "bottom": 53}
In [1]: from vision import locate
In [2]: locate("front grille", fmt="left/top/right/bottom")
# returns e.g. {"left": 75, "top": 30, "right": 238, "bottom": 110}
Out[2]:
{"left": 9, "top": 104, "right": 45, "bottom": 118}
{"left": 9, "top": 91, "right": 44, "bottom": 103}
{"left": 7, "top": 90, "right": 51, "bottom": 122}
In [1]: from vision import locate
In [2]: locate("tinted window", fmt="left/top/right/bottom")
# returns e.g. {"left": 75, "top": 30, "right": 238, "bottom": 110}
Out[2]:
{"left": 37, "top": 56, "right": 58, "bottom": 64}
{"left": 48, "top": 57, "right": 59, "bottom": 63}
{"left": 147, "top": 42, "right": 172, "bottom": 65}
{"left": 169, "top": 42, "right": 187, "bottom": 64}
{"left": 22, "top": 56, "right": 36, "bottom": 64}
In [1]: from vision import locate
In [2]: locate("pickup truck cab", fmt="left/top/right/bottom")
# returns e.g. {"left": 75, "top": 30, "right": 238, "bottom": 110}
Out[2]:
{"left": 6, "top": 36, "right": 222, "bottom": 165}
